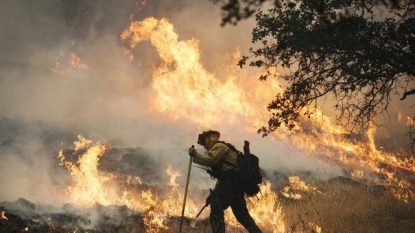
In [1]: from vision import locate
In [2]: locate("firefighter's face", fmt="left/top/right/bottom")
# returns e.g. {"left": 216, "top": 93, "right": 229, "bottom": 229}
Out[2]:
{"left": 203, "top": 136, "right": 210, "bottom": 150}
{"left": 202, "top": 133, "right": 219, "bottom": 150}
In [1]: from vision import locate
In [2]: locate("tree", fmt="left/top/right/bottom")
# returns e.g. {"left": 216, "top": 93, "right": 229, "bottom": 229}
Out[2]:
{"left": 211, "top": 0, "right": 269, "bottom": 25}
{"left": 216, "top": 0, "right": 415, "bottom": 136}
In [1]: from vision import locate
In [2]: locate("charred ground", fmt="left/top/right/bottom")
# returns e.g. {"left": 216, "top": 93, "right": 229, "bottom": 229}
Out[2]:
{"left": 1, "top": 166, "right": 415, "bottom": 232}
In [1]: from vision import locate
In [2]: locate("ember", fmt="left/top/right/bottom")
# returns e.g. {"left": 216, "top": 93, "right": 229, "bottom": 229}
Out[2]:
{"left": 1, "top": 211, "right": 7, "bottom": 220}
{"left": 281, "top": 176, "right": 321, "bottom": 200}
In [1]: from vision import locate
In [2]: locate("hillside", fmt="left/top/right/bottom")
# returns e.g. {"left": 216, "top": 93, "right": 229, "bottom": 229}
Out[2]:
{"left": 1, "top": 174, "right": 414, "bottom": 233}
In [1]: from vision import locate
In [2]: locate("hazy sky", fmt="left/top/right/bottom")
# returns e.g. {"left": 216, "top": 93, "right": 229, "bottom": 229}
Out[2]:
{"left": 0, "top": 0, "right": 411, "bottom": 144}
{"left": 0, "top": 1, "right": 258, "bottom": 145}
{"left": 0, "top": 0, "right": 307, "bottom": 203}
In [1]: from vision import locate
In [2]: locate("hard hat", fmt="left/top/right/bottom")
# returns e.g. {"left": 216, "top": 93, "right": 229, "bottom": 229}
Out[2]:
{"left": 197, "top": 130, "right": 220, "bottom": 145}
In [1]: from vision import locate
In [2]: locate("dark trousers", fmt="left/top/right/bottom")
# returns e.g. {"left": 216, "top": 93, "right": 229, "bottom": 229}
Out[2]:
{"left": 209, "top": 176, "right": 262, "bottom": 233}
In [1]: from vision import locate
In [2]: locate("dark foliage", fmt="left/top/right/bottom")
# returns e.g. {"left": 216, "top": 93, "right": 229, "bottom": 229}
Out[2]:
{"left": 214, "top": 0, "right": 403, "bottom": 26}
{"left": 210, "top": 0, "right": 268, "bottom": 25}
{"left": 216, "top": 0, "right": 415, "bottom": 136}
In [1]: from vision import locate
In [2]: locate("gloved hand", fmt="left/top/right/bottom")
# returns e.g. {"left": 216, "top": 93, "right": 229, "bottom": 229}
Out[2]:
{"left": 189, "top": 146, "right": 197, "bottom": 157}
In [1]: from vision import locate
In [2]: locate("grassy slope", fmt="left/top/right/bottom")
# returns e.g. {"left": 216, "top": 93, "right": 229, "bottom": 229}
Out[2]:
{"left": 1, "top": 176, "right": 415, "bottom": 233}
{"left": 281, "top": 177, "right": 415, "bottom": 233}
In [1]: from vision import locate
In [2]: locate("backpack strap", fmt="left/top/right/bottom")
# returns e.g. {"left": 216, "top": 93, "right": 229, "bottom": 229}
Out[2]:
{"left": 215, "top": 145, "right": 231, "bottom": 168}
{"left": 214, "top": 141, "right": 238, "bottom": 168}
{"left": 207, "top": 142, "right": 231, "bottom": 179}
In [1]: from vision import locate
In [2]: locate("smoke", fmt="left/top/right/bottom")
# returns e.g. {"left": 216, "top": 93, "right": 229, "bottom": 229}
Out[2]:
{"left": 0, "top": 0, "right": 252, "bottom": 203}
{"left": 0, "top": 117, "right": 72, "bottom": 203}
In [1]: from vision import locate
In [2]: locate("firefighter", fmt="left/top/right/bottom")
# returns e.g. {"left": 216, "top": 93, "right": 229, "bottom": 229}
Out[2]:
{"left": 188, "top": 130, "right": 262, "bottom": 233}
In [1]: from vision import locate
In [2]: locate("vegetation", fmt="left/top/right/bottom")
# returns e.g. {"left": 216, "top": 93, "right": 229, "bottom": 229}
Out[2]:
{"left": 2, "top": 176, "right": 415, "bottom": 232}
{"left": 281, "top": 177, "right": 415, "bottom": 232}
{"left": 215, "top": 0, "right": 415, "bottom": 137}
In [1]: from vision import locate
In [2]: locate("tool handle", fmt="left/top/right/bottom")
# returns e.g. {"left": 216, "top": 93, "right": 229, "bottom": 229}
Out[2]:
{"left": 195, "top": 204, "right": 208, "bottom": 218}
{"left": 179, "top": 151, "right": 193, "bottom": 233}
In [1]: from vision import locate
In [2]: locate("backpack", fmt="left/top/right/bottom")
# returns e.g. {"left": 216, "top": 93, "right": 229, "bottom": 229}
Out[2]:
{"left": 208, "top": 140, "right": 263, "bottom": 197}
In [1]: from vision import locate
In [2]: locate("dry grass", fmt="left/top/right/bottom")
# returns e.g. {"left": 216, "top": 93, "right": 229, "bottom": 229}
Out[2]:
{"left": 1, "top": 176, "right": 415, "bottom": 233}
{"left": 159, "top": 176, "right": 415, "bottom": 233}
{"left": 280, "top": 177, "right": 415, "bottom": 233}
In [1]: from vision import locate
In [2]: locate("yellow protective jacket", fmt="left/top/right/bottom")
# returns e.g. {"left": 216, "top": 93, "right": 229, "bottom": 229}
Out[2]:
{"left": 193, "top": 140, "right": 238, "bottom": 174}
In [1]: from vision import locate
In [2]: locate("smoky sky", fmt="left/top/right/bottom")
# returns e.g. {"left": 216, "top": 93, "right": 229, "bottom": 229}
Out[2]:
{"left": 0, "top": 0, "right": 410, "bottom": 144}
{"left": 0, "top": 0, "right": 259, "bottom": 146}
{"left": 0, "top": 0, "right": 296, "bottom": 203}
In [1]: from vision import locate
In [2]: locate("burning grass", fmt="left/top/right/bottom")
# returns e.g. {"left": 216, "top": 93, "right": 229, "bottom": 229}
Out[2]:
{"left": 1, "top": 135, "right": 415, "bottom": 232}
{"left": 1, "top": 175, "right": 415, "bottom": 233}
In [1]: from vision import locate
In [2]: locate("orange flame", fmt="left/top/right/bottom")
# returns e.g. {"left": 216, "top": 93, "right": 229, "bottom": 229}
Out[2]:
{"left": 119, "top": 15, "right": 415, "bottom": 205}
{"left": 245, "top": 181, "right": 286, "bottom": 232}
{"left": 216, "top": 181, "right": 286, "bottom": 231}
{"left": 50, "top": 49, "right": 88, "bottom": 75}
{"left": 59, "top": 135, "right": 113, "bottom": 206}
{"left": 1, "top": 211, "right": 7, "bottom": 220}
{"left": 308, "top": 222, "right": 322, "bottom": 233}
{"left": 397, "top": 110, "right": 415, "bottom": 125}
{"left": 59, "top": 136, "right": 286, "bottom": 231}
{"left": 281, "top": 176, "right": 320, "bottom": 200}
{"left": 120, "top": 17, "right": 281, "bottom": 128}
{"left": 69, "top": 53, "right": 88, "bottom": 69}
{"left": 58, "top": 136, "right": 199, "bottom": 231}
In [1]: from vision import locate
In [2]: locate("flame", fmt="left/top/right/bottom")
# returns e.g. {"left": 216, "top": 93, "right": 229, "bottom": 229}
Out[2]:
{"left": 397, "top": 110, "right": 415, "bottom": 125}
{"left": 246, "top": 181, "right": 286, "bottom": 232}
{"left": 59, "top": 136, "right": 285, "bottom": 232}
{"left": 391, "top": 185, "right": 414, "bottom": 203}
{"left": 221, "top": 181, "right": 285, "bottom": 232}
{"left": 136, "top": 176, "right": 143, "bottom": 185}
{"left": 120, "top": 16, "right": 414, "bottom": 187}
{"left": 1, "top": 211, "right": 7, "bottom": 220}
{"left": 281, "top": 176, "right": 320, "bottom": 200}
{"left": 69, "top": 53, "right": 88, "bottom": 69}
{"left": 122, "top": 16, "right": 415, "bottom": 192}
{"left": 58, "top": 136, "right": 199, "bottom": 231}
{"left": 118, "top": 15, "right": 415, "bottom": 223}
{"left": 120, "top": 17, "right": 280, "bottom": 128}
{"left": 120, "top": 14, "right": 292, "bottom": 222}
{"left": 308, "top": 222, "right": 322, "bottom": 233}
{"left": 59, "top": 135, "right": 114, "bottom": 206}
{"left": 270, "top": 107, "right": 415, "bottom": 201}
{"left": 166, "top": 165, "right": 180, "bottom": 187}
{"left": 50, "top": 43, "right": 88, "bottom": 75}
